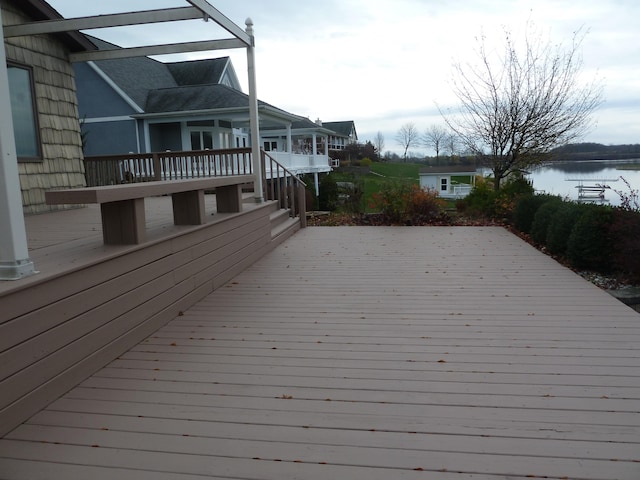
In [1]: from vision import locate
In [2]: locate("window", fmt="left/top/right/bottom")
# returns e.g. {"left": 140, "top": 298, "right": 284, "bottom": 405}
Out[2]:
{"left": 190, "top": 130, "right": 213, "bottom": 150}
{"left": 7, "top": 63, "right": 41, "bottom": 160}
{"left": 440, "top": 178, "right": 448, "bottom": 192}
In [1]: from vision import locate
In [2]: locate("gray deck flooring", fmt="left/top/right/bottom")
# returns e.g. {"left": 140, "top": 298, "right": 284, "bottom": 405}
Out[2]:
{"left": 2, "top": 226, "right": 639, "bottom": 479}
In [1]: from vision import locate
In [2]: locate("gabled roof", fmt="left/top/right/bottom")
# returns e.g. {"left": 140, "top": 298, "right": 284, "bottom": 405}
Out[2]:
{"left": 167, "top": 58, "right": 231, "bottom": 87}
{"left": 144, "top": 83, "right": 248, "bottom": 113}
{"left": 86, "top": 35, "right": 240, "bottom": 111}
{"left": 142, "top": 83, "right": 299, "bottom": 124}
{"left": 10, "top": 0, "right": 96, "bottom": 52}
{"left": 323, "top": 120, "right": 357, "bottom": 138}
{"left": 419, "top": 165, "right": 478, "bottom": 175}
{"left": 87, "top": 36, "right": 178, "bottom": 108}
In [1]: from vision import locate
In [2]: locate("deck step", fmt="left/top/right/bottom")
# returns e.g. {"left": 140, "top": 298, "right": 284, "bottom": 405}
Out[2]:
{"left": 270, "top": 208, "right": 300, "bottom": 242}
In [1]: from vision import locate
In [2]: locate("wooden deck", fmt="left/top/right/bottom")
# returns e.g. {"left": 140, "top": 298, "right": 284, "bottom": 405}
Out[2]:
{"left": 1, "top": 226, "right": 639, "bottom": 479}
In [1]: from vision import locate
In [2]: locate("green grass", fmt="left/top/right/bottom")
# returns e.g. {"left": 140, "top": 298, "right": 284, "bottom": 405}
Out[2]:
{"left": 370, "top": 162, "right": 422, "bottom": 179}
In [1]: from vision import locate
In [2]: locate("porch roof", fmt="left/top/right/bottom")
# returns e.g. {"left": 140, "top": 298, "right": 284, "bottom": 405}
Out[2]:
{"left": 419, "top": 165, "right": 479, "bottom": 175}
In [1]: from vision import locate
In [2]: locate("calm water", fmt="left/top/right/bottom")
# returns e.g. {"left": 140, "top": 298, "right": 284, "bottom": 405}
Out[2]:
{"left": 525, "top": 160, "right": 640, "bottom": 207}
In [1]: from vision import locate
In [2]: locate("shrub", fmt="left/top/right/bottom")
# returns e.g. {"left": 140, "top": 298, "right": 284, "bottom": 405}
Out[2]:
{"left": 318, "top": 173, "right": 339, "bottom": 211}
{"left": 458, "top": 175, "right": 533, "bottom": 221}
{"left": 360, "top": 157, "right": 372, "bottom": 167}
{"left": 369, "top": 182, "right": 445, "bottom": 224}
{"left": 513, "top": 194, "right": 561, "bottom": 234}
{"left": 407, "top": 186, "right": 446, "bottom": 223}
{"left": 566, "top": 205, "right": 614, "bottom": 271}
{"left": 458, "top": 177, "right": 497, "bottom": 217}
{"left": 610, "top": 208, "right": 640, "bottom": 281}
{"left": 546, "top": 202, "right": 586, "bottom": 255}
{"left": 530, "top": 198, "right": 564, "bottom": 245}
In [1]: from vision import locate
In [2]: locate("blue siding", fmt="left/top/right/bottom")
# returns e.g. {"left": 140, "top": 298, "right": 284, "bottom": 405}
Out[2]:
{"left": 74, "top": 63, "right": 138, "bottom": 118}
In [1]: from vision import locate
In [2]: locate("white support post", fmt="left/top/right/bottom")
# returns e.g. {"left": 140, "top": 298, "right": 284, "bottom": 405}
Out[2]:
{"left": 314, "top": 172, "right": 319, "bottom": 197}
{"left": 286, "top": 123, "right": 292, "bottom": 153}
{"left": 245, "top": 18, "right": 263, "bottom": 203}
{"left": 312, "top": 133, "right": 317, "bottom": 156}
{"left": 0, "top": 16, "right": 36, "bottom": 280}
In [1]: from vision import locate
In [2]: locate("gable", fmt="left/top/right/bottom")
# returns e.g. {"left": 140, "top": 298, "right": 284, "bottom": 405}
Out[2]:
{"left": 166, "top": 57, "right": 241, "bottom": 91}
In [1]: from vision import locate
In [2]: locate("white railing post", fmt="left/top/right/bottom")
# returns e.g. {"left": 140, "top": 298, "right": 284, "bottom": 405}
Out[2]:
{"left": 246, "top": 18, "right": 263, "bottom": 203}
{"left": 0, "top": 15, "right": 36, "bottom": 280}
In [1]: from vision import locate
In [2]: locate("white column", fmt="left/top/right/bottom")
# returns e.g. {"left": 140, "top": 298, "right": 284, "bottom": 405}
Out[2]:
{"left": 0, "top": 16, "right": 36, "bottom": 280}
{"left": 314, "top": 172, "right": 319, "bottom": 197}
{"left": 312, "top": 133, "right": 317, "bottom": 156}
{"left": 246, "top": 18, "right": 263, "bottom": 203}
{"left": 286, "top": 123, "right": 292, "bottom": 153}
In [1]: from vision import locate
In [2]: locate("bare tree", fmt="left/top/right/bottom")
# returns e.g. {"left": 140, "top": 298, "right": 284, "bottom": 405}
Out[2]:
{"left": 444, "top": 133, "right": 459, "bottom": 160}
{"left": 395, "top": 122, "right": 420, "bottom": 162}
{"left": 422, "top": 125, "right": 448, "bottom": 161}
{"left": 443, "top": 24, "right": 603, "bottom": 190}
{"left": 374, "top": 131, "right": 385, "bottom": 160}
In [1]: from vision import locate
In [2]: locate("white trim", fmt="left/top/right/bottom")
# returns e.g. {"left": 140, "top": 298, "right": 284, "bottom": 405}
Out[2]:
{"left": 82, "top": 115, "right": 136, "bottom": 123}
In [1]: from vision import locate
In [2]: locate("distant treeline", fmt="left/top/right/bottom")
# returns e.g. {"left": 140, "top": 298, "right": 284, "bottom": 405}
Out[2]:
{"left": 550, "top": 143, "right": 640, "bottom": 161}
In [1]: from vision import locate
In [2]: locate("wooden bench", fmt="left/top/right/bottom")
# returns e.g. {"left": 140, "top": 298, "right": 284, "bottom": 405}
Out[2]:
{"left": 45, "top": 175, "right": 254, "bottom": 245}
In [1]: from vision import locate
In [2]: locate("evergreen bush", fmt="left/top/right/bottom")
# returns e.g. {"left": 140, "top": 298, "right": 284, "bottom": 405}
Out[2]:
{"left": 610, "top": 208, "right": 640, "bottom": 281}
{"left": 530, "top": 198, "right": 564, "bottom": 245}
{"left": 513, "top": 194, "right": 560, "bottom": 234}
{"left": 566, "top": 205, "right": 614, "bottom": 271}
{"left": 546, "top": 202, "right": 586, "bottom": 255}
{"left": 318, "top": 173, "right": 339, "bottom": 211}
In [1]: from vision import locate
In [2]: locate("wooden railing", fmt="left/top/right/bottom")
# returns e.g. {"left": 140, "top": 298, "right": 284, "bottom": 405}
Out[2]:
{"left": 83, "top": 147, "right": 306, "bottom": 227}
{"left": 83, "top": 148, "right": 252, "bottom": 186}
{"left": 262, "top": 150, "right": 307, "bottom": 228}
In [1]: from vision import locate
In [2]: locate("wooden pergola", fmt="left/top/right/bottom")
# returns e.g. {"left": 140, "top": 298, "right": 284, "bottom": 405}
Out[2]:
{"left": 0, "top": 0, "right": 262, "bottom": 280}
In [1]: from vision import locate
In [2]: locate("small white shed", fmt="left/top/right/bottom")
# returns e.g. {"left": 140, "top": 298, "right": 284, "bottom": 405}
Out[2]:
{"left": 419, "top": 166, "right": 478, "bottom": 198}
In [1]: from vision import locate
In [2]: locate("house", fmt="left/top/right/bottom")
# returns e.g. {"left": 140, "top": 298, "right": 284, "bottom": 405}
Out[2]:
{"left": 75, "top": 36, "right": 336, "bottom": 191}
{"left": 321, "top": 120, "right": 358, "bottom": 150}
{"left": 76, "top": 36, "right": 288, "bottom": 155}
{"left": 419, "top": 165, "right": 478, "bottom": 198}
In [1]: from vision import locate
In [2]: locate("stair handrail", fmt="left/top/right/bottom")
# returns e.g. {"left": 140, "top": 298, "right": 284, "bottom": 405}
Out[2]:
{"left": 261, "top": 150, "right": 307, "bottom": 228}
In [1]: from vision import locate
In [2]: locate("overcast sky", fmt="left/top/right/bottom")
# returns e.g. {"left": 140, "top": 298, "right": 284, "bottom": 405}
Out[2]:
{"left": 45, "top": 0, "right": 640, "bottom": 155}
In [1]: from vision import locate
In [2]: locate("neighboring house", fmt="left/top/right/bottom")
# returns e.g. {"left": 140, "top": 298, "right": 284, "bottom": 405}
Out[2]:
{"left": 76, "top": 36, "right": 286, "bottom": 155}
{"left": 322, "top": 120, "right": 358, "bottom": 150}
{"left": 3, "top": 0, "right": 95, "bottom": 214}
{"left": 419, "top": 165, "right": 478, "bottom": 199}
{"left": 75, "top": 36, "right": 334, "bottom": 184}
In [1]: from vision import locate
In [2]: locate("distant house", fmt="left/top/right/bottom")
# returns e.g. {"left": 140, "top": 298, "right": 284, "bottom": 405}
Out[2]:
{"left": 3, "top": 0, "right": 95, "bottom": 214}
{"left": 419, "top": 165, "right": 478, "bottom": 198}
{"left": 321, "top": 120, "right": 358, "bottom": 150}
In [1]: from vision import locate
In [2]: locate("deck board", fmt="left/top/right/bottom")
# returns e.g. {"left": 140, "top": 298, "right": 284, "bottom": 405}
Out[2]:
{"left": 1, "top": 226, "right": 639, "bottom": 479}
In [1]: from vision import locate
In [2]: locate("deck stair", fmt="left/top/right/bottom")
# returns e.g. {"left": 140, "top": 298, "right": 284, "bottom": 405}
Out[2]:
{"left": 269, "top": 202, "right": 300, "bottom": 243}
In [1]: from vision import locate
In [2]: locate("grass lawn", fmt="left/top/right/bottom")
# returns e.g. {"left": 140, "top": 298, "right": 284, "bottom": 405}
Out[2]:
{"left": 327, "top": 161, "right": 462, "bottom": 212}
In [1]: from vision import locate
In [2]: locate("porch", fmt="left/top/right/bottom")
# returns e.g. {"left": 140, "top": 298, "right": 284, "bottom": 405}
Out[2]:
{"left": 1, "top": 225, "right": 639, "bottom": 479}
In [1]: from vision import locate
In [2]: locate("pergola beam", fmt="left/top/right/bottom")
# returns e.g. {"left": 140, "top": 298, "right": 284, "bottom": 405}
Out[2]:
{"left": 3, "top": 3, "right": 251, "bottom": 47}
{"left": 3, "top": 7, "right": 204, "bottom": 37}
{"left": 186, "top": 0, "right": 251, "bottom": 46}
{"left": 70, "top": 38, "right": 246, "bottom": 62}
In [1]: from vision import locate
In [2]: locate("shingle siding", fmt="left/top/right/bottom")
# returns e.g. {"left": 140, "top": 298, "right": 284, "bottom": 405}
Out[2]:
{"left": 3, "top": 0, "right": 86, "bottom": 214}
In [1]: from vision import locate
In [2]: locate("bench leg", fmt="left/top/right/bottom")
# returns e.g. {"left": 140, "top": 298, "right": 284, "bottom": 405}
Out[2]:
{"left": 172, "top": 190, "right": 206, "bottom": 225}
{"left": 216, "top": 184, "right": 243, "bottom": 213}
{"left": 100, "top": 199, "right": 146, "bottom": 244}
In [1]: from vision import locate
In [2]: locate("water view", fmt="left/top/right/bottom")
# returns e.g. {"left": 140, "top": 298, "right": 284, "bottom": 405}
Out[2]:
{"left": 525, "top": 159, "right": 640, "bottom": 207}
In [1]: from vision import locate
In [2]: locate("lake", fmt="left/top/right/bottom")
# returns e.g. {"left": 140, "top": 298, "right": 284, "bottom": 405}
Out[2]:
{"left": 524, "top": 160, "right": 640, "bottom": 207}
